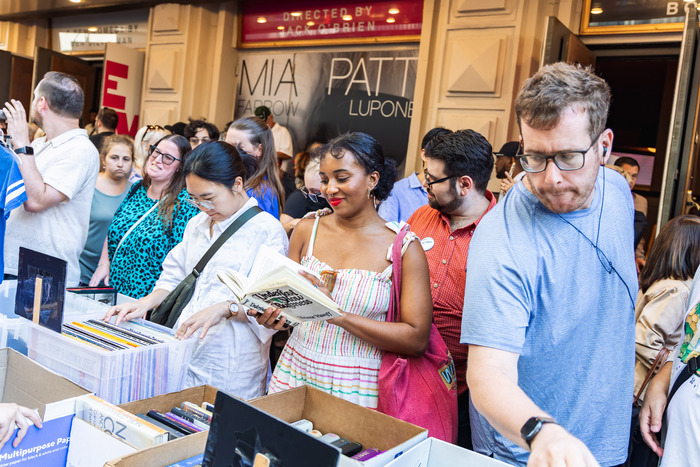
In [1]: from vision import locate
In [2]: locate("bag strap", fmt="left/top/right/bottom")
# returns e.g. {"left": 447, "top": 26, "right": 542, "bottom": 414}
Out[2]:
{"left": 387, "top": 226, "right": 410, "bottom": 323}
{"left": 634, "top": 347, "right": 671, "bottom": 406}
{"left": 113, "top": 195, "right": 163, "bottom": 260}
{"left": 667, "top": 354, "right": 700, "bottom": 404}
{"left": 191, "top": 206, "right": 263, "bottom": 278}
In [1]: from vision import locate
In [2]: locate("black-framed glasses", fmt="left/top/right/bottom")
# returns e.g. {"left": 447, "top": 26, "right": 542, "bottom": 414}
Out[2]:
{"left": 518, "top": 137, "right": 599, "bottom": 173}
{"left": 423, "top": 171, "right": 456, "bottom": 188}
{"left": 148, "top": 145, "right": 180, "bottom": 165}
{"left": 301, "top": 186, "right": 325, "bottom": 203}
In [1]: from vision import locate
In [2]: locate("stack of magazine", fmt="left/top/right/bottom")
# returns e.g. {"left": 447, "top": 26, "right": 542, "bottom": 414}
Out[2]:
{"left": 55, "top": 318, "right": 183, "bottom": 403}
{"left": 61, "top": 319, "right": 177, "bottom": 351}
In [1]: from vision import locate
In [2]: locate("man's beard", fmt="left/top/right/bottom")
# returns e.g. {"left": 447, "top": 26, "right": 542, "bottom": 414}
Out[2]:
{"left": 428, "top": 187, "right": 462, "bottom": 215}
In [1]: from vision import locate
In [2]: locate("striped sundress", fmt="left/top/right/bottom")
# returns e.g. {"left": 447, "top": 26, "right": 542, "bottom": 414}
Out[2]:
{"left": 268, "top": 214, "right": 411, "bottom": 408}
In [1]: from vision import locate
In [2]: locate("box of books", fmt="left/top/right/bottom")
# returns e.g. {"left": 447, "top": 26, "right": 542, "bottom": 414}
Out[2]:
{"left": 104, "top": 385, "right": 219, "bottom": 467}
{"left": 241, "top": 386, "right": 428, "bottom": 466}
{"left": 107, "top": 385, "right": 428, "bottom": 467}
{"left": 0, "top": 347, "right": 92, "bottom": 466}
{"left": 385, "top": 437, "right": 509, "bottom": 466}
{"left": 20, "top": 313, "right": 195, "bottom": 405}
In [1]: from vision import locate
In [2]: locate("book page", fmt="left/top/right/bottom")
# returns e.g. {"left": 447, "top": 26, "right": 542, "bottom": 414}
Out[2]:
{"left": 216, "top": 269, "right": 250, "bottom": 301}
{"left": 256, "top": 268, "right": 340, "bottom": 311}
{"left": 247, "top": 245, "right": 320, "bottom": 282}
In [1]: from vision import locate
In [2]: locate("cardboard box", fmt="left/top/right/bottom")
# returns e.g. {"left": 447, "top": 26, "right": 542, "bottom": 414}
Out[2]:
{"left": 0, "top": 347, "right": 92, "bottom": 466}
{"left": 107, "top": 385, "right": 428, "bottom": 467}
{"left": 385, "top": 437, "right": 510, "bottom": 466}
{"left": 245, "top": 386, "right": 428, "bottom": 466}
{"left": 105, "top": 385, "right": 219, "bottom": 467}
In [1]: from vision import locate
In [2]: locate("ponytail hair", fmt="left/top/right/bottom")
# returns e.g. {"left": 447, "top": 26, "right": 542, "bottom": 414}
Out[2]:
{"left": 184, "top": 141, "right": 254, "bottom": 187}
{"left": 229, "top": 117, "right": 285, "bottom": 210}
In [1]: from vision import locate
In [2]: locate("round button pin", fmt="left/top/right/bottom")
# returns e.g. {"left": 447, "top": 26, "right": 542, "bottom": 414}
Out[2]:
{"left": 421, "top": 237, "right": 434, "bottom": 251}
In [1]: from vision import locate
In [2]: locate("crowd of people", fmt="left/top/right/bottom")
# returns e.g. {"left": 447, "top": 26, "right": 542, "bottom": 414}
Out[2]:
{"left": 1, "top": 63, "right": 699, "bottom": 466}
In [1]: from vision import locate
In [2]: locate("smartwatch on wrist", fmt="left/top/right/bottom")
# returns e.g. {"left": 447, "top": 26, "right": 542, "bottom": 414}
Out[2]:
{"left": 14, "top": 146, "right": 33, "bottom": 155}
{"left": 520, "top": 416, "right": 557, "bottom": 447}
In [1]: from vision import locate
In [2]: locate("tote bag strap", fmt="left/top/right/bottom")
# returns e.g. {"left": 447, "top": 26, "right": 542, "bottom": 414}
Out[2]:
{"left": 634, "top": 347, "right": 671, "bottom": 406}
{"left": 387, "top": 226, "right": 410, "bottom": 323}
{"left": 191, "top": 206, "right": 263, "bottom": 277}
{"left": 113, "top": 194, "right": 164, "bottom": 260}
{"left": 667, "top": 355, "right": 700, "bottom": 405}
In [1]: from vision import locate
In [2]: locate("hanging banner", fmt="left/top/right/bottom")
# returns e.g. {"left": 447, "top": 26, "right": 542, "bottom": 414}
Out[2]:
{"left": 234, "top": 48, "right": 418, "bottom": 170}
{"left": 241, "top": 0, "right": 422, "bottom": 47}
{"left": 52, "top": 10, "right": 148, "bottom": 53}
{"left": 100, "top": 43, "right": 144, "bottom": 137}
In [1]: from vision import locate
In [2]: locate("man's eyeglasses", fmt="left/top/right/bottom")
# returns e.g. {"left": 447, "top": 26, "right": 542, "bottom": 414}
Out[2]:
{"left": 148, "top": 145, "right": 180, "bottom": 166}
{"left": 423, "top": 171, "right": 456, "bottom": 188}
{"left": 189, "top": 137, "right": 211, "bottom": 145}
{"left": 301, "top": 187, "right": 325, "bottom": 203}
{"left": 518, "top": 137, "right": 599, "bottom": 173}
{"left": 185, "top": 191, "right": 224, "bottom": 210}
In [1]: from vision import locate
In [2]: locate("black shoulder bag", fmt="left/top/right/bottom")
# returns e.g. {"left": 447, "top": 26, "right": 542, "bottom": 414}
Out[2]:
{"left": 149, "top": 206, "right": 262, "bottom": 328}
{"left": 667, "top": 355, "right": 700, "bottom": 403}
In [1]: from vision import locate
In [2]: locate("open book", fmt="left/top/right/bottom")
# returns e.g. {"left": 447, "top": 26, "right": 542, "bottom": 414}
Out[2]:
{"left": 217, "top": 245, "right": 342, "bottom": 327}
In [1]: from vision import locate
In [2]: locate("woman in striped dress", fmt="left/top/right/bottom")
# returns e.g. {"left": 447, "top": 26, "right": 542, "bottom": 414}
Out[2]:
{"left": 253, "top": 132, "right": 433, "bottom": 408}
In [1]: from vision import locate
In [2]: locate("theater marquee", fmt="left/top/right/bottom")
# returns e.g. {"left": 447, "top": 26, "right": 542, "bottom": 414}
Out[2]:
{"left": 240, "top": 0, "right": 423, "bottom": 48}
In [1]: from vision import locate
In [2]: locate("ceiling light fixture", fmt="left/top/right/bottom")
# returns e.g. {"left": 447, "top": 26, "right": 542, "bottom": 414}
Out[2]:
{"left": 257, "top": 17, "right": 267, "bottom": 23}
{"left": 386, "top": 17, "right": 396, "bottom": 23}
{"left": 69, "top": 0, "right": 82, "bottom": 3}
{"left": 307, "top": 21, "right": 314, "bottom": 26}
{"left": 291, "top": 12, "right": 302, "bottom": 17}
{"left": 342, "top": 15, "right": 352, "bottom": 21}
{"left": 277, "top": 26, "right": 285, "bottom": 30}
{"left": 88, "top": 27, "right": 98, "bottom": 32}
{"left": 388, "top": 8, "right": 400, "bottom": 14}
{"left": 590, "top": 7, "right": 603, "bottom": 14}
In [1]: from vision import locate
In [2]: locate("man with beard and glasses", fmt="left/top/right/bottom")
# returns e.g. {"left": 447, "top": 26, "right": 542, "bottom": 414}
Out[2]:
{"left": 462, "top": 63, "right": 637, "bottom": 466}
{"left": 2, "top": 72, "right": 98, "bottom": 286}
{"left": 406, "top": 129, "right": 496, "bottom": 449}
{"left": 378, "top": 127, "right": 452, "bottom": 223}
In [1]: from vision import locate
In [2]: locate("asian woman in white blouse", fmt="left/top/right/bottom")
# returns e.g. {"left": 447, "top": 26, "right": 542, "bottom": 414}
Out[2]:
{"left": 104, "top": 141, "right": 288, "bottom": 399}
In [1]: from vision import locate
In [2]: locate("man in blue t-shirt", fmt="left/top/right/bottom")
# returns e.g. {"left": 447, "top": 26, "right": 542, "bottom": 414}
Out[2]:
{"left": 1, "top": 145, "right": 27, "bottom": 285}
{"left": 461, "top": 62, "right": 637, "bottom": 466}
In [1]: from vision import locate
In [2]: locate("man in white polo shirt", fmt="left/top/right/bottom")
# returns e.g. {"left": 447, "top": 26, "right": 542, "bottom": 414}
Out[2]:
{"left": 3, "top": 71, "right": 99, "bottom": 286}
